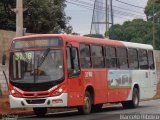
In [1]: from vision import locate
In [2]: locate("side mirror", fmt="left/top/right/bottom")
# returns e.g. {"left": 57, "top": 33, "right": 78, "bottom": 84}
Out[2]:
{"left": 2, "top": 54, "right": 6, "bottom": 65}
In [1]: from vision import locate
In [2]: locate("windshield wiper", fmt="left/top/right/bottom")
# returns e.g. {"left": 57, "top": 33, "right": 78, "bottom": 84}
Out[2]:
{"left": 33, "top": 48, "right": 50, "bottom": 84}
{"left": 37, "top": 48, "right": 50, "bottom": 67}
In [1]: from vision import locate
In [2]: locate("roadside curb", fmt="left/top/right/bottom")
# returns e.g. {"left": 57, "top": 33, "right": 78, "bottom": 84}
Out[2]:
{"left": 0, "top": 111, "right": 33, "bottom": 119}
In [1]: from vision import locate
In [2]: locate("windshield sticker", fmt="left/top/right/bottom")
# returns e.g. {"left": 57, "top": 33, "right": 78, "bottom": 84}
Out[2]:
{"left": 15, "top": 52, "right": 32, "bottom": 61}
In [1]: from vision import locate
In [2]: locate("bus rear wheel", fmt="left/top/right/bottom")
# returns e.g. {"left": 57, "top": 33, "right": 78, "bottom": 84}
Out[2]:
{"left": 33, "top": 107, "right": 47, "bottom": 117}
{"left": 78, "top": 91, "right": 92, "bottom": 115}
{"left": 122, "top": 88, "right": 139, "bottom": 109}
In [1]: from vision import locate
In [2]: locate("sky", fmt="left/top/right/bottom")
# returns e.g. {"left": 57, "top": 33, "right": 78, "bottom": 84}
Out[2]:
{"left": 65, "top": 0, "right": 148, "bottom": 35}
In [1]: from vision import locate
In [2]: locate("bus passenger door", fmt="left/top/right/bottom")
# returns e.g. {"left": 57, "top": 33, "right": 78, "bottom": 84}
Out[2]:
{"left": 66, "top": 46, "right": 83, "bottom": 106}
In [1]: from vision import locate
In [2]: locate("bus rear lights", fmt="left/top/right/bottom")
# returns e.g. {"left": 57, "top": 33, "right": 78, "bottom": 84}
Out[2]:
{"left": 52, "top": 99, "right": 63, "bottom": 104}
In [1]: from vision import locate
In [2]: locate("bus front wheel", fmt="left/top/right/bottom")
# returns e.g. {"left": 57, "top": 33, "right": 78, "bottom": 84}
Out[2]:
{"left": 33, "top": 107, "right": 47, "bottom": 117}
{"left": 78, "top": 91, "right": 92, "bottom": 114}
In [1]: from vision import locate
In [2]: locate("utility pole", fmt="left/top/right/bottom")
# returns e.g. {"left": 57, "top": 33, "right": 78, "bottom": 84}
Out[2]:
{"left": 153, "top": 0, "right": 155, "bottom": 49}
{"left": 158, "top": 18, "right": 160, "bottom": 43}
{"left": 110, "top": 0, "right": 114, "bottom": 38}
{"left": 16, "top": 0, "right": 23, "bottom": 37}
{"left": 110, "top": 0, "right": 114, "bottom": 27}
{"left": 106, "top": 0, "right": 108, "bottom": 33}
{"left": 90, "top": 0, "right": 114, "bottom": 37}
{"left": 90, "top": 0, "right": 96, "bottom": 34}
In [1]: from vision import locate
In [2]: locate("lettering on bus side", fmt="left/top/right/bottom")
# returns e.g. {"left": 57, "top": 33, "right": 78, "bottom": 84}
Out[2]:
{"left": 84, "top": 71, "right": 93, "bottom": 78}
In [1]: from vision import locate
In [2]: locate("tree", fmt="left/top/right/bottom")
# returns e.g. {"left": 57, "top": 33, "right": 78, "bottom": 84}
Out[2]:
{"left": 145, "top": 0, "right": 160, "bottom": 49}
{"left": 108, "top": 19, "right": 153, "bottom": 46}
{"left": 0, "top": 0, "right": 72, "bottom": 34}
{"left": 0, "top": 0, "right": 16, "bottom": 31}
{"left": 145, "top": 0, "right": 160, "bottom": 21}
{"left": 106, "top": 0, "right": 160, "bottom": 50}
{"left": 84, "top": 34, "right": 104, "bottom": 38}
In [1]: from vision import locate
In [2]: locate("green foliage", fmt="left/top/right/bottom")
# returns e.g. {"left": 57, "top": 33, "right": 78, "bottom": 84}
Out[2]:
{"left": 108, "top": 19, "right": 153, "bottom": 46}
{"left": 0, "top": 0, "right": 16, "bottom": 31}
{"left": 84, "top": 34, "right": 104, "bottom": 38}
{"left": 107, "top": 0, "right": 160, "bottom": 50}
{"left": 144, "top": 0, "right": 160, "bottom": 49}
{"left": 0, "top": 0, "right": 72, "bottom": 34}
{"left": 145, "top": 0, "right": 160, "bottom": 20}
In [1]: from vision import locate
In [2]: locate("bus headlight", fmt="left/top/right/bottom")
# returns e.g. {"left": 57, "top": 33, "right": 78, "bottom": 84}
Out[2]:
{"left": 58, "top": 88, "right": 63, "bottom": 92}
{"left": 10, "top": 87, "right": 22, "bottom": 98}
{"left": 11, "top": 89, "right": 15, "bottom": 94}
{"left": 51, "top": 85, "right": 66, "bottom": 96}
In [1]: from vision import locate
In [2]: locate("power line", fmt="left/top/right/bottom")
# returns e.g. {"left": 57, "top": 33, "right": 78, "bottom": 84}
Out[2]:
{"left": 66, "top": 0, "right": 146, "bottom": 19}
{"left": 88, "top": 0, "right": 145, "bottom": 14}
{"left": 66, "top": 1, "right": 93, "bottom": 9}
{"left": 113, "top": 5, "right": 144, "bottom": 15}
{"left": 114, "top": 0, "right": 144, "bottom": 9}
{"left": 67, "top": 0, "right": 145, "bottom": 17}
{"left": 66, "top": 1, "right": 128, "bottom": 20}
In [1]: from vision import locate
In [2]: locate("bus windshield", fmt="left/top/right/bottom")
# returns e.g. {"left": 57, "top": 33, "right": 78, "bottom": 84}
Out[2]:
{"left": 10, "top": 49, "right": 64, "bottom": 83}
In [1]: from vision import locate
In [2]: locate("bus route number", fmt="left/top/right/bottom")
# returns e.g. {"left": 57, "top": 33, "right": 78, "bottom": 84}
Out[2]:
{"left": 15, "top": 52, "right": 32, "bottom": 61}
{"left": 85, "top": 71, "right": 93, "bottom": 78}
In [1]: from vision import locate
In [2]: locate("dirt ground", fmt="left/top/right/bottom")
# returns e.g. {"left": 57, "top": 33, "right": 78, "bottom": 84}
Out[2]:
{"left": 1, "top": 82, "right": 160, "bottom": 119}
{"left": 0, "top": 95, "right": 33, "bottom": 118}
{"left": 0, "top": 95, "right": 74, "bottom": 119}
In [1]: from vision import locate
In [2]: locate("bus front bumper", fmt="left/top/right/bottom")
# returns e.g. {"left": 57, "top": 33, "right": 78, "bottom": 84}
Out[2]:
{"left": 9, "top": 93, "right": 68, "bottom": 108}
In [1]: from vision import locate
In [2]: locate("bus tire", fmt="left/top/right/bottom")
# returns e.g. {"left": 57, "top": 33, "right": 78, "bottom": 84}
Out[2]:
{"left": 91, "top": 104, "right": 103, "bottom": 112}
{"left": 122, "top": 88, "right": 139, "bottom": 109}
{"left": 130, "top": 88, "right": 139, "bottom": 108}
{"left": 33, "top": 107, "right": 47, "bottom": 117}
{"left": 78, "top": 91, "right": 92, "bottom": 115}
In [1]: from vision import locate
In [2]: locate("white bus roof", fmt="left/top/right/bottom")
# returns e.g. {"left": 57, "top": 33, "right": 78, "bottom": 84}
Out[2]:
{"left": 121, "top": 41, "right": 153, "bottom": 50}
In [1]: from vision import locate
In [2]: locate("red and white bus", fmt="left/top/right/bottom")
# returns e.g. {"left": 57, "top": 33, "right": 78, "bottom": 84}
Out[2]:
{"left": 2, "top": 34, "right": 157, "bottom": 116}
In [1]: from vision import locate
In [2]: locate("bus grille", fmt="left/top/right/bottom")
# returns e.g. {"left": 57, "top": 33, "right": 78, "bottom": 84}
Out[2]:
{"left": 23, "top": 93, "right": 49, "bottom": 98}
{"left": 26, "top": 99, "right": 46, "bottom": 104}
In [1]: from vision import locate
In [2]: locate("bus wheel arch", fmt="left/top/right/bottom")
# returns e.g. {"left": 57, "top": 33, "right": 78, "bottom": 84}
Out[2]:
{"left": 122, "top": 84, "right": 140, "bottom": 109}
{"left": 133, "top": 84, "right": 140, "bottom": 99}
{"left": 78, "top": 85, "right": 94, "bottom": 114}
{"left": 85, "top": 86, "right": 94, "bottom": 103}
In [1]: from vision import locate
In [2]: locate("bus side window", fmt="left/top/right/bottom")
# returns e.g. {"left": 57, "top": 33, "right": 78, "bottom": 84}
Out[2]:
{"left": 91, "top": 45, "right": 105, "bottom": 68}
{"left": 148, "top": 50, "right": 155, "bottom": 69}
{"left": 105, "top": 46, "right": 111, "bottom": 68}
{"left": 80, "top": 44, "right": 92, "bottom": 68}
{"left": 106, "top": 47, "right": 117, "bottom": 69}
{"left": 116, "top": 47, "right": 128, "bottom": 69}
{"left": 67, "top": 47, "right": 80, "bottom": 77}
{"left": 128, "top": 48, "right": 139, "bottom": 69}
{"left": 138, "top": 49, "right": 149, "bottom": 69}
